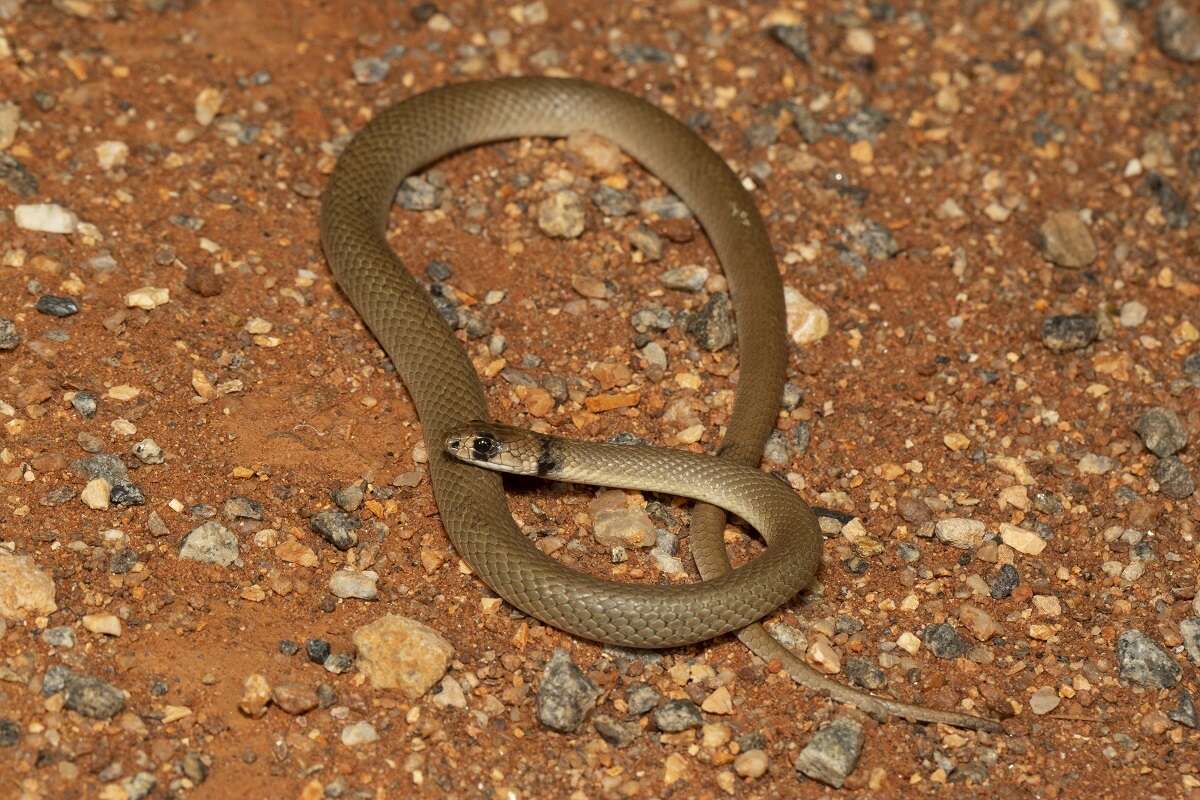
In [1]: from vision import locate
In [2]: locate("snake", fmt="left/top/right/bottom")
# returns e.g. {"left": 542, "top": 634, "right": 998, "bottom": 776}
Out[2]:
{"left": 319, "top": 76, "right": 1001, "bottom": 732}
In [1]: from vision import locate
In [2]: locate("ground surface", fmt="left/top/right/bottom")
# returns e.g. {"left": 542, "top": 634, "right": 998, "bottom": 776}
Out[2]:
{"left": 1, "top": 0, "right": 1198, "bottom": 798}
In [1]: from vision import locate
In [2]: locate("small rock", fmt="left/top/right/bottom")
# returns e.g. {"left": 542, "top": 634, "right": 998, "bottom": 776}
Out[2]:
{"left": 593, "top": 714, "right": 640, "bottom": 747}
{"left": 593, "top": 508, "right": 657, "bottom": 548}
{"left": 179, "top": 521, "right": 239, "bottom": 566}
{"left": 271, "top": 684, "right": 318, "bottom": 715}
{"left": 537, "top": 649, "right": 601, "bottom": 733}
{"left": 660, "top": 265, "right": 708, "bottom": 292}
{"left": 132, "top": 439, "right": 164, "bottom": 464}
{"left": 82, "top": 613, "right": 121, "bottom": 636}
{"left": 352, "top": 56, "right": 390, "bottom": 84}
{"left": 1116, "top": 630, "right": 1182, "bottom": 688}
{"left": 0, "top": 552, "right": 57, "bottom": 619}
{"left": 999, "top": 523, "right": 1046, "bottom": 555}
{"left": 794, "top": 718, "right": 863, "bottom": 789}
{"left": 591, "top": 185, "right": 634, "bottom": 216}
{"left": 537, "top": 190, "right": 586, "bottom": 238}
{"left": 431, "top": 676, "right": 468, "bottom": 709}
{"left": 958, "top": 604, "right": 999, "bottom": 641}
{"left": 352, "top": 614, "right": 454, "bottom": 698}
{"left": 768, "top": 24, "right": 811, "bottom": 62}
{"left": 1119, "top": 300, "right": 1148, "bottom": 328}
{"left": 1037, "top": 210, "right": 1096, "bottom": 268}
{"left": 340, "top": 721, "right": 379, "bottom": 746}
{"left": 306, "top": 639, "right": 332, "bottom": 664}
{"left": 990, "top": 564, "right": 1020, "bottom": 599}
{"left": 35, "top": 295, "right": 79, "bottom": 318}
{"left": 124, "top": 286, "right": 170, "bottom": 310}
{"left": 41, "top": 626, "right": 75, "bottom": 648}
{"left": 310, "top": 509, "right": 359, "bottom": 551}
{"left": 628, "top": 225, "right": 664, "bottom": 260}
{"left": 1134, "top": 407, "right": 1188, "bottom": 457}
{"left": 1029, "top": 686, "right": 1061, "bottom": 715}
{"left": 844, "top": 657, "right": 886, "bottom": 690}
{"left": 14, "top": 203, "right": 78, "bottom": 234}
{"left": 626, "top": 683, "right": 661, "bottom": 716}
{"left": 1181, "top": 618, "right": 1200, "bottom": 664}
{"left": 80, "top": 478, "right": 111, "bottom": 510}
{"left": 194, "top": 87, "right": 223, "bottom": 125}
{"left": 396, "top": 175, "right": 443, "bottom": 210}
{"left": 332, "top": 483, "right": 364, "bottom": 512}
{"left": 1153, "top": 457, "right": 1195, "bottom": 499}
{"left": 1078, "top": 453, "right": 1117, "bottom": 475}
{"left": 64, "top": 675, "right": 126, "bottom": 719}
{"left": 1155, "top": 0, "right": 1200, "bottom": 62}
{"left": 328, "top": 569, "right": 378, "bottom": 600}
{"left": 94, "top": 140, "right": 128, "bottom": 170}
{"left": 0, "top": 318, "right": 19, "bottom": 350}
{"left": 1170, "top": 690, "right": 1198, "bottom": 729}
{"left": 0, "top": 101, "right": 17, "bottom": 149}
{"left": 1041, "top": 314, "right": 1098, "bottom": 352}
{"left": 654, "top": 699, "right": 704, "bottom": 732}
{"left": 935, "top": 518, "right": 985, "bottom": 549}
{"left": 184, "top": 263, "right": 222, "bottom": 297}
{"left": 686, "top": 292, "right": 735, "bottom": 351}
{"left": 784, "top": 286, "right": 829, "bottom": 345}
{"left": 120, "top": 773, "right": 156, "bottom": 800}
{"left": 0, "top": 719, "right": 20, "bottom": 747}
{"left": 735, "top": 748, "right": 769, "bottom": 779}
{"left": 922, "top": 623, "right": 969, "bottom": 658}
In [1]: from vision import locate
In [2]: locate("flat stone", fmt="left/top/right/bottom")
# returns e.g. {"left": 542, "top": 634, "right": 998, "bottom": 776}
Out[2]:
{"left": 794, "top": 717, "right": 863, "bottom": 789}
{"left": 352, "top": 614, "right": 453, "bottom": 699}
{"left": 0, "top": 552, "right": 57, "bottom": 620}
{"left": 1116, "top": 630, "right": 1182, "bottom": 688}
{"left": 179, "top": 521, "right": 239, "bottom": 566}
{"left": 999, "top": 523, "right": 1046, "bottom": 555}
{"left": 1037, "top": 210, "right": 1096, "bottom": 268}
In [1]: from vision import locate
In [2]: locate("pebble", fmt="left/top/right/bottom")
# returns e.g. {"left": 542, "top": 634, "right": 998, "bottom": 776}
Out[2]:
{"left": 591, "top": 185, "right": 634, "bottom": 216}
{"left": 1133, "top": 407, "right": 1188, "bottom": 457}
{"left": 431, "top": 675, "right": 468, "bottom": 709}
{"left": 124, "top": 286, "right": 170, "bottom": 310}
{"left": 396, "top": 176, "right": 443, "bottom": 210}
{"left": 783, "top": 286, "right": 830, "bottom": 345}
{"left": 794, "top": 717, "right": 863, "bottom": 789}
{"left": 1029, "top": 686, "right": 1061, "bottom": 715}
{"left": 14, "top": 203, "right": 78, "bottom": 234}
{"left": 35, "top": 295, "right": 79, "bottom": 317}
{"left": 239, "top": 674, "right": 271, "bottom": 717}
{"left": 306, "top": 639, "right": 331, "bottom": 664}
{"left": 593, "top": 715, "right": 640, "bottom": 747}
{"left": 184, "top": 263, "right": 222, "bottom": 296}
{"left": 935, "top": 518, "right": 985, "bottom": 549}
{"left": 352, "top": 56, "right": 389, "bottom": 84}
{"left": 80, "top": 478, "right": 111, "bottom": 510}
{"left": 685, "top": 292, "right": 735, "bottom": 351}
{"left": 1078, "top": 453, "right": 1117, "bottom": 474}
{"left": 0, "top": 317, "right": 19, "bottom": 350}
{"left": 999, "top": 523, "right": 1046, "bottom": 555}
{"left": 640, "top": 195, "right": 691, "bottom": 219}
{"left": 179, "top": 521, "right": 239, "bottom": 566}
{"left": 271, "top": 684, "right": 318, "bottom": 715}
{"left": 628, "top": 225, "right": 663, "bottom": 260}
{"left": 0, "top": 719, "right": 18, "bottom": 747}
{"left": 94, "top": 140, "right": 128, "bottom": 170}
{"left": 194, "top": 87, "right": 223, "bottom": 125}
{"left": 132, "top": 439, "right": 164, "bottom": 464}
{"left": 660, "top": 265, "right": 708, "bottom": 292}
{"left": 1155, "top": 0, "right": 1200, "bottom": 61}
{"left": 119, "top": 773, "right": 156, "bottom": 800}
{"left": 592, "top": 508, "right": 657, "bottom": 548}
{"left": 340, "top": 721, "right": 379, "bottom": 747}
{"left": 41, "top": 626, "right": 75, "bottom": 648}
{"left": 63, "top": 674, "right": 126, "bottom": 720}
{"left": 626, "top": 683, "right": 661, "bottom": 715}
{"left": 310, "top": 509, "right": 359, "bottom": 551}
{"left": 536, "top": 649, "right": 601, "bottom": 733}
{"left": 1041, "top": 314, "right": 1098, "bottom": 352}
{"left": 571, "top": 274, "right": 609, "bottom": 300}
{"left": 734, "top": 748, "right": 769, "bottom": 779}
{"left": 1153, "top": 456, "right": 1195, "bottom": 499}
{"left": 0, "top": 552, "right": 57, "bottom": 618}
{"left": 990, "top": 564, "right": 1020, "bottom": 599}
{"left": 640, "top": 341, "right": 667, "bottom": 370}
{"left": 922, "top": 623, "right": 969, "bottom": 658}
{"left": 654, "top": 698, "right": 704, "bottom": 732}
{"left": 1037, "top": 210, "right": 1096, "bottom": 267}
{"left": 328, "top": 569, "right": 378, "bottom": 600}
{"left": 1116, "top": 630, "right": 1182, "bottom": 688}
{"left": 82, "top": 613, "right": 122, "bottom": 636}
{"left": 768, "top": 24, "right": 812, "bottom": 63}
{"left": 352, "top": 614, "right": 453, "bottom": 698}
{"left": 958, "top": 604, "right": 999, "bottom": 641}
{"left": 0, "top": 100, "right": 17, "bottom": 149}
{"left": 564, "top": 130, "right": 623, "bottom": 172}
{"left": 843, "top": 657, "right": 885, "bottom": 690}
{"left": 1181, "top": 618, "right": 1200, "bottom": 664}
{"left": 536, "top": 190, "right": 586, "bottom": 238}
{"left": 1119, "top": 300, "right": 1148, "bottom": 327}
{"left": 1170, "top": 691, "right": 1198, "bottom": 729}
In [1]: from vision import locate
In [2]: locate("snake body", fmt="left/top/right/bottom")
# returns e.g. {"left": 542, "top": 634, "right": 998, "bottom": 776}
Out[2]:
{"left": 320, "top": 77, "right": 1000, "bottom": 731}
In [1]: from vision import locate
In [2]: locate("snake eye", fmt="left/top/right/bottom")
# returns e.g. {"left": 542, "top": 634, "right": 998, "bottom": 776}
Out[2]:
{"left": 472, "top": 434, "right": 500, "bottom": 460}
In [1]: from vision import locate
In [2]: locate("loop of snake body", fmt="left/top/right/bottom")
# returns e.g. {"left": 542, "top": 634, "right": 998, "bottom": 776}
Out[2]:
{"left": 320, "top": 77, "right": 1001, "bottom": 732}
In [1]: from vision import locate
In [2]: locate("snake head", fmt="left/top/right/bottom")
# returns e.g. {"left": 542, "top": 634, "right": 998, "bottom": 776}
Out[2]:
{"left": 444, "top": 422, "right": 529, "bottom": 474}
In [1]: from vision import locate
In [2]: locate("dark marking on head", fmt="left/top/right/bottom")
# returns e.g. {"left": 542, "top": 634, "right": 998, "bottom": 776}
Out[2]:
{"left": 535, "top": 436, "right": 562, "bottom": 477}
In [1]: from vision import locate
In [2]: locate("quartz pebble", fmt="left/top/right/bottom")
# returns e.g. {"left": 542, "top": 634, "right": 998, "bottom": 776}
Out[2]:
{"left": 340, "top": 721, "right": 379, "bottom": 746}
{"left": 0, "top": 552, "right": 57, "bottom": 619}
{"left": 352, "top": 614, "right": 453, "bottom": 698}
{"left": 14, "top": 203, "right": 78, "bottom": 234}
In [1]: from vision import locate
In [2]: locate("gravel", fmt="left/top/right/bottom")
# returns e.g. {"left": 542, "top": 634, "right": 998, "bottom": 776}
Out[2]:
{"left": 1041, "top": 314, "right": 1098, "bottom": 352}
{"left": 179, "top": 521, "right": 238, "bottom": 566}
{"left": 794, "top": 717, "right": 864, "bottom": 788}
{"left": 536, "top": 650, "right": 601, "bottom": 733}
{"left": 1116, "top": 630, "right": 1182, "bottom": 688}
{"left": 1133, "top": 407, "right": 1189, "bottom": 457}
{"left": 653, "top": 699, "right": 704, "bottom": 732}
{"left": 35, "top": 295, "right": 80, "bottom": 317}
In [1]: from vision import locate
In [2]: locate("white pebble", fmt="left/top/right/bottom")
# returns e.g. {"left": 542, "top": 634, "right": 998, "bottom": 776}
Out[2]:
{"left": 340, "top": 721, "right": 379, "bottom": 747}
{"left": 82, "top": 613, "right": 122, "bottom": 636}
{"left": 95, "top": 141, "right": 129, "bottom": 170}
{"left": 125, "top": 286, "right": 170, "bottom": 310}
{"left": 80, "top": 478, "right": 111, "bottom": 510}
{"left": 14, "top": 203, "right": 79, "bottom": 234}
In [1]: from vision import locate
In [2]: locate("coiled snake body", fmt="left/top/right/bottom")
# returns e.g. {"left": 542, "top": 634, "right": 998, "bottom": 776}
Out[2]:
{"left": 320, "top": 77, "right": 999, "bottom": 732}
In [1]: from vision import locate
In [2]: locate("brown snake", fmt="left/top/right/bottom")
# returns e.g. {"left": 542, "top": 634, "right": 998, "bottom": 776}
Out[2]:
{"left": 319, "top": 77, "right": 1001, "bottom": 732}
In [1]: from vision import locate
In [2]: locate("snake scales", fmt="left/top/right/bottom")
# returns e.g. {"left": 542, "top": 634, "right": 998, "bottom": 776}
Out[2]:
{"left": 319, "top": 77, "right": 1000, "bottom": 732}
